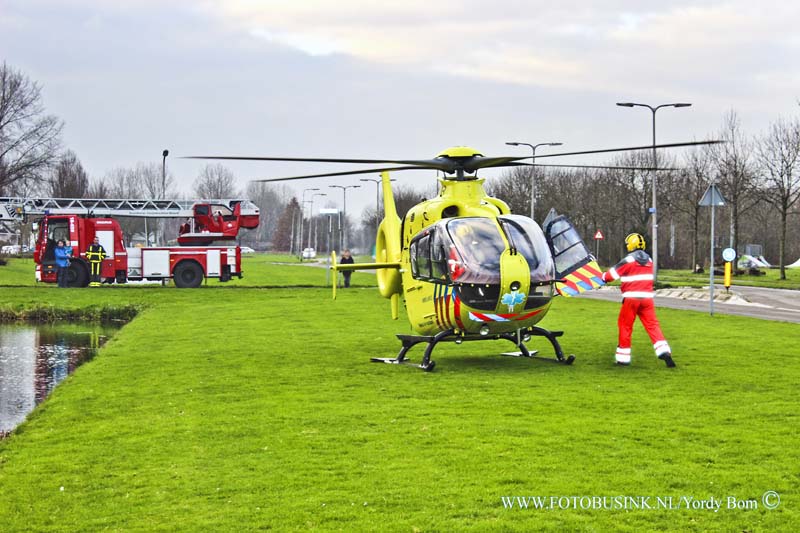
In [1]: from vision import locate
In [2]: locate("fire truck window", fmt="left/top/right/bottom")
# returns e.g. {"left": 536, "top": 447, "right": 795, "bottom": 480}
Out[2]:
{"left": 212, "top": 205, "right": 234, "bottom": 220}
{"left": 48, "top": 220, "right": 69, "bottom": 244}
{"left": 195, "top": 205, "right": 209, "bottom": 216}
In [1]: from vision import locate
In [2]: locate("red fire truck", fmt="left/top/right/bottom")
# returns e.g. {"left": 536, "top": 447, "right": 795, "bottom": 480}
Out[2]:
{"left": 1, "top": 197, "right": 259, "bottom": 288}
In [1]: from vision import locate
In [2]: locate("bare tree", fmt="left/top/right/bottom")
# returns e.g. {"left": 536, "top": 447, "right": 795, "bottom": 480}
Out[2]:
{"left": 101, "top": 166, "right": 147, "bottom": 244}
{"left": 669, "top": 146, "right": 714, "bottom": 269}
{"left": 0, "top": 62, "right": 63, "bottom": 194}
{"left": 485, "top": 166, "right": 531, "bottom": 215}
{"left": 244, "top": 181, "right": 293, "bottom": 247}
{"left": 105, "top": 166, "right": 144, "bottom": 198}
{"left": 755, "top": 116, "right": 800, "bottom": 279}
{"left": 48, "top": 150, "right": 89, "bottom": 198}
{"left": 272, "top": 197, "right": 301, "bottom": 252}
{"left": 389, "top": 183, "right": 427, "bottom": 219}
{"left": 87, "top": 178, "right": 111, "bottom": 198}
{"left": 133, "top": 162, "right": 173, "bottom": 199}
{"left": 194, "top": 164, "right": 238, "bottom": 199}
{"left": 710, "top": 111, "right": 758, "bottom": 253}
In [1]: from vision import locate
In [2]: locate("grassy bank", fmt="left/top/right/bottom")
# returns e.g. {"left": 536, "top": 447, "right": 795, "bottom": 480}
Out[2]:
{"left": 0, "top": 261, "right": 797, "bottom": 531}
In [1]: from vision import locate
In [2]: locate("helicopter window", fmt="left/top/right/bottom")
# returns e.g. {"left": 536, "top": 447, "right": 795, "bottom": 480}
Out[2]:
{"left": 409, "top": 226, "right": 453, "bottom": 283}
{"left": 413, "top": 234, "right": 432, "bottom": 278}
{"left": 445, "top": 218, "right": 503, "bottom": 284}
{"left": 431, "top": 239, "right": 448, "bottom": 280}
{"left": 498, "top": 215, "right": 555, "bottom": 285}
{"left": 547, "top": 219, "right": 591, "bottom": 276}
{"left": 409, "top": 243, "right": 419, "bottom": 277}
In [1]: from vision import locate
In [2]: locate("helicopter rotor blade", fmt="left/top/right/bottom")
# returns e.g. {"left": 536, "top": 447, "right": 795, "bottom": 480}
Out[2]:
{"left": 184, "top": 154, "right": 456, "bottom": 171}
{"left": 511, "top": 162, "right": 680, "bottom": 171}
{"left": 249, "top": 165, "right": 434, "bottom": 182}
{"left": 531, "top": 140, "right": 723, "bottom": 160}
{"left": 463, "top": 156, "right": 528, "bottom": 173}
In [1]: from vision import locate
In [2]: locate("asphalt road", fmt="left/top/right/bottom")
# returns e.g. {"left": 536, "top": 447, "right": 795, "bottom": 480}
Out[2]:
{"left": 578, "top": 285, "right": 800, "bottom": 323}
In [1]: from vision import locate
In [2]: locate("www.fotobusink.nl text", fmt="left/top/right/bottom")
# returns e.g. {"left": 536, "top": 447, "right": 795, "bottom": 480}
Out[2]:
{"left": 501, "top": 492, "right": 781, "bottom": 512}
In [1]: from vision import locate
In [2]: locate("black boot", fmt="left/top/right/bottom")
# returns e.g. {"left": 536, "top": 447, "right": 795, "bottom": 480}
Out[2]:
{"left": 658, "top": 353, "right": 676, "bottom": 368}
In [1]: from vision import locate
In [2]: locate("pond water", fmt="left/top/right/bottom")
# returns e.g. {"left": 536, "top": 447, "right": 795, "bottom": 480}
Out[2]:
{"left": 0, "top": 322, "right": 119, "bottom": 438}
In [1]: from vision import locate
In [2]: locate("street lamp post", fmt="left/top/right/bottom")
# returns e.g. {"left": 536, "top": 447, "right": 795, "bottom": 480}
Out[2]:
{"left": 505, "top": 141, "right": 563, "bottom": 221}
{"left": 300, "top": 188, "right": 320, "bottom": 258}
{"left": 160, "top": 149, "right": 169, "bottom": 246}
{"left": 616, "top": 102, "right": 692, "bottom": 282}
{"left": 161, "top": 149, "right": 169, "bottom": 198}
{"left": 329, "top": 184, "right": 360, "bottom": 250}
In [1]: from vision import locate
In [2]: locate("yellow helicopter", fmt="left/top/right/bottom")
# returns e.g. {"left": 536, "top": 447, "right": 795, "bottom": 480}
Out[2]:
{"left": 188, "top": 141, "right": 716, "bottom": 371}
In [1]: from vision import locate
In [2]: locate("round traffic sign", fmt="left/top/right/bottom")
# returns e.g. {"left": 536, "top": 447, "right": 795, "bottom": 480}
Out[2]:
{"left": 722, "top": 248, "right": 736, "bottom": 262}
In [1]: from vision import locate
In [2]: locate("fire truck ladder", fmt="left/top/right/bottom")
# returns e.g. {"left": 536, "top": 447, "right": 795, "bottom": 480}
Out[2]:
{"left": 0, "top": 197, "right": 259, "bottom": 221}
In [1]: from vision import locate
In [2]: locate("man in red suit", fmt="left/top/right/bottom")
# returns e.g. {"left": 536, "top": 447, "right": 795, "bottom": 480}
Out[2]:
{"left": 602, "top": 233, "right": 676, "bottom": 368}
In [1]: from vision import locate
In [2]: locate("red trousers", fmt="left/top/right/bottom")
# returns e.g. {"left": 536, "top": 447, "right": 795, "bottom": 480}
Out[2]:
{"left": 618, "top": 298, "right": 669, "bottom": 355}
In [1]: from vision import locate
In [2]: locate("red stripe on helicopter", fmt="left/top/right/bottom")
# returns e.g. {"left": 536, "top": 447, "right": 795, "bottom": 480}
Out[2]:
{"left": 438, "top": 284, "right": 447, "bottom": 328}
{"left": 517, "top": 309, "right": 544, "bottom": 320}
{"left": 440, "top": 286, "right": 450, "bottom": 329}
{"left": 444, "top": 285, "right": 455, "bottom": 329}
{"left": 433, "top": 284, "right": 444, "bottom": 330}
{"left": 453, "top": 290, "right": 465, "bottom": 330}
{"left": 440, "top": 285, "right": 449, "bottom": 329}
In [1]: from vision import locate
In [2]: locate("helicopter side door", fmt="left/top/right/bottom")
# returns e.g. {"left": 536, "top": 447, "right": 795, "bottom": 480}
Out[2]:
{"left": 542, "top": 209, "right": 605, "bottom": 297}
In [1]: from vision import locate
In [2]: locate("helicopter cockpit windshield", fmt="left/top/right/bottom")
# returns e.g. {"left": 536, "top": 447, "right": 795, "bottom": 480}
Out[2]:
{"left": 409, "top": 215, "right": 560, "bottom": 288}
{"left": 446, "top": 218, "right": 504, "bottom": 284}
{"left": 497, "top": 215, "right": 556, "bottom": 285}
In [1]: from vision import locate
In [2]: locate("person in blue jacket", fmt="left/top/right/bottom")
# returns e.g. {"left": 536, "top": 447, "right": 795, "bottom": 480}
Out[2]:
{"left": 54, "top": 240, "right": 72, "bottom": 288}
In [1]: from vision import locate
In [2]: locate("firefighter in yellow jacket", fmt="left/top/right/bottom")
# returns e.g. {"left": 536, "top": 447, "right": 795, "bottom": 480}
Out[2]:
{"left": 86, "top": 236, "right": 107, "bottom": 287}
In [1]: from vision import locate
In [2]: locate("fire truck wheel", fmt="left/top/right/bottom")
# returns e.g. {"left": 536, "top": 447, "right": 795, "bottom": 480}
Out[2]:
{"left": 67, "top": 261, "right": 89, "bottom": 288}
{"left": 173, "top": 260, "right": 204, "bottom": 288}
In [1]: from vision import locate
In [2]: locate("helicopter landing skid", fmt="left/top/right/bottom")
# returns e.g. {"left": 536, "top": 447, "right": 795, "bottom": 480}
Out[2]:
{"left": 517, "top": 326, "right": 576, "bottom": 365}
{"left": 371, "top": 329, "right": 454, "bottom": 372}
{"left": 371, "top": 326, "right": 575, "bottom": 371}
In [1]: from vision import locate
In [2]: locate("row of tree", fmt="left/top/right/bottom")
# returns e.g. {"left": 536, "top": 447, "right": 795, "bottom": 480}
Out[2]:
{"left": 485, "top": 111, "right": 800, "bottom": 278}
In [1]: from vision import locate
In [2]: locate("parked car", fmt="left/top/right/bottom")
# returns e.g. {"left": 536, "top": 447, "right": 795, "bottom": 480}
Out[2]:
{"left": 302, "top": 247, "right": 316, "bottom": 259}
{"left": 240, "top": 246, "right": 256, "bottom": 254}
{"left": 1, "top": 244, "right": 21, "bottom": 254}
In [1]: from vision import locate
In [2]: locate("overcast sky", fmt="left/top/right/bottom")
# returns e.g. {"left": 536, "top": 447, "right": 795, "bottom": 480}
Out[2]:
{"left": 2, "top": 0, "right": 798, "bottom": 215}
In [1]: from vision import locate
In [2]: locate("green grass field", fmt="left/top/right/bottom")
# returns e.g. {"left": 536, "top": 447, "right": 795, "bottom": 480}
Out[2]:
{"left": 659, "top": 267, "right": 800, "bottom": 290}
{"left": 0, "top": 258, "right": 797, "bottom": 531}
